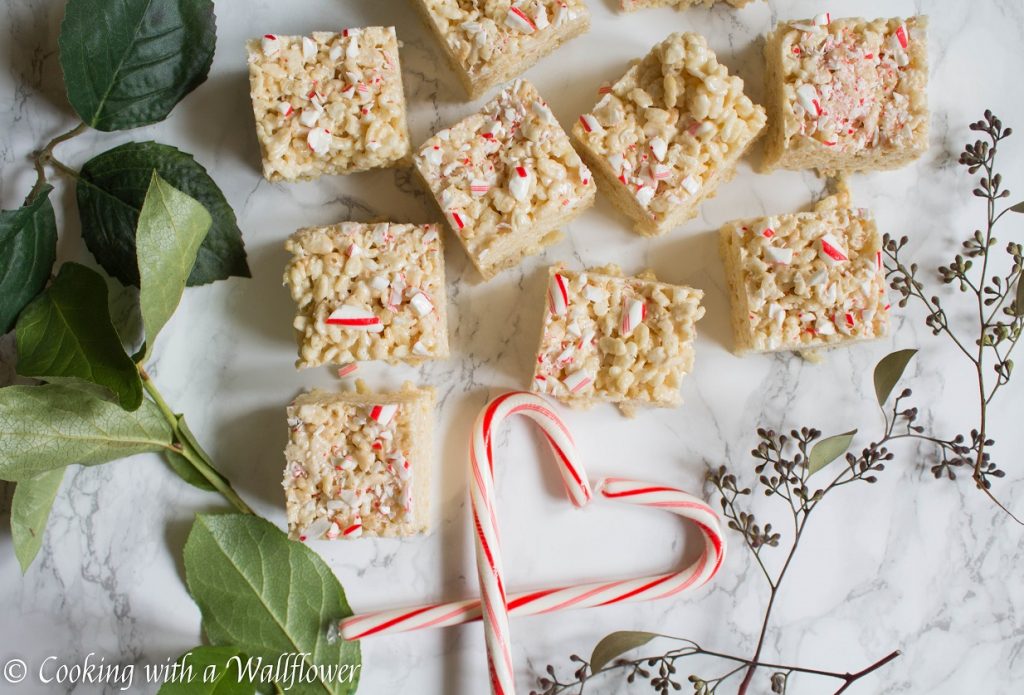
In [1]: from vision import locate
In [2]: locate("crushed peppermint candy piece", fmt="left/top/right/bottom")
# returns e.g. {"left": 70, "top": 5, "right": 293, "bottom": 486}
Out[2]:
{"left": 470, "top": 179, "right": 490, "bottom": 196}
{"left": 325, "top": 522, "right": 341, "bottom": 540}
{"left": 326, "top": 305, "right": 383, "bottom": 332}
{"left": 650, "top": 137, "right": 668, "bottom": 162}
{"left": 509, "top": 165, "right": 532, "bottom": 201}
{"left": 299, "top": 107, "right": 321, "bottom": 128}
{"left": 304, "top": 519, "right": 332, "bottom": 540}
{"left": 337, "top": 364, "right": 359, "bottom": 379}
{"left": 817, "top": 234, "right": 849, "bottom": 265}
{"left": 814, "top": 12, "right": 831, "bottom": 26}
{"left": 579, "top": 114, "right": 602, "bottom": 134}
{"left": 481, "top": 119, "right": 504, "bottom": 140}
{"left": 343, "top": 522, "right": 363, "bottom": 538}
{"left": 370, "top": 403, "right": 399, "bottom": 426}
{"left": 894, "top": 23, "right": 909, "bottom": 49}
{"left": 555, "top": 344, "right": 575, "bottom": 365}
{"left": 584, "top": 285, "right": 608, "bottom": 303}
{"left": 531, "top": 99, "right": 556, "bottom": 124}
{"left": 449, "top": 210, "right": 466, "bottom": 231}
{"left": 651, "top": 163, "right": 671, "bottom": 180}
{"left": 409, "top": 290, "right": 434, "bottom": 317}
{"left": 533, "top": 4, "right": 550, "bottom": 29}
{"left": 681, "top": 175, "right": 700, "bottom": 195}
{"left": 548, "top": 273, "right": 569, "bottom": 316}
{"left": 388, "top": 454, "right": 412, "bottom": 480}
{"left": 808, "top": 268, "right": 828, "bottom": 286}
{"left": 369, "top": 275, "right": 390, "bottom": 291}
{"left": 307, "top": 127, "right": 332, "bottom": 155}
{"left": 761, "top": 228, "right": 775, "bottom": 239}
{"left": 411, "top": 340, "right": 431, "bottom": 356}
{"left": 329, "top": 43, "right": 342, "bottom": 61}
{"left": 505, "top": 5, "right": 537, "bottom": 33}
{"left": 423, "top": 145, "right": 443, "bottom": 167}
{"left": 302, "top": 36, "right": 318, "bottom": 61}
{"left": 795, "top": 84, "right": 822, "bottom": 117}
{"left": 276, "top": 102, "right": 294, "bottom": 117}
{"left": 621, "top": 297, "right": 646, "bottom": 336}
{"left": 563, "top": 370, "right": 592, "bottom": 394}
{"left": 261, "top": 34, "right": 281, "bottom": 56}
{"left": 346, "top": 242, "right": 362, "bottom": 258}
{"left": 764, "top": 245, "right": 794, "bottom": 265}
{"left": 635, "top": 185, "right": 655, "bottom": 207}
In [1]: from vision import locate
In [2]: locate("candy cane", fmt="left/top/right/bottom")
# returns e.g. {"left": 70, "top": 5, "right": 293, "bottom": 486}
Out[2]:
{"left": 338, "top": 392, "right": 725, "bottom": 695}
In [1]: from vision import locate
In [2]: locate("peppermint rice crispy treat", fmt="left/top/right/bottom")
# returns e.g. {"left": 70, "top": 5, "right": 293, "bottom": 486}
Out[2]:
{"left": 573, "top": 33, "right": 766, "bottom": 237}
{"left": 414, "top": 79, "right": 596, "bottom": 279}
{"left": 284, "top": 222, "right": 449, "bottom": 368}
{"left": 621, "top": 0, "right": 756, "bottom": 12}
{"left": 246, "top": 28, "right": 411, "bottom": 181}
{"left": 411, "top": 0, "right": 590, "bottom": 99}
{"left": 533, "top": 264, "right": 705, "bottom": 410}
{"left": 719, "top": 185, "right": 890, "bottom": 355}
{"left": 762, "top": 15, "right": 928, "bottom": 174}
{"left": 284, "top": 382, "right": 434, "bottom": 540}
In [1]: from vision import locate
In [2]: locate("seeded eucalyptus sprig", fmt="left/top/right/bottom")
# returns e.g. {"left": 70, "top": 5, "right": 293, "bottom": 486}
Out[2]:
{"left": 532, "top": 352, "right": 917, "bottom": 695}
{"left": 884, "top": 110, "right": 1024, "bottom": 522}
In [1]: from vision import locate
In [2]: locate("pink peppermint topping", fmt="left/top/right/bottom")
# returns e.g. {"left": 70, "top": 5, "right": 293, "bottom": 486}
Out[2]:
{"left": 533, "top": 4, "right": 550, "bottom": 29}
{"left": 814, "top": 12, "right": 831, "bottom": 26}
{"left": 817, "top": 234, "right": 849, "bottom": 266}
{"left": 307, "top": 127, "right": 332, "bottom": 155}
{"left": 876, "top": 250, "right": 883, "bottom": 270}
{"left": 337, "top": 363, "right": 359, "bottom": 378}
{"left": 423, "top": 145, "right": 443, "bottom": 167}
{"left": 650, "top": 137, "right": 668, "bottom": 162}
{"left": 764, "top": 245, "right": 794, "bottom": 265}
{"left": 681, "top": 175, "right": 700, "bottom": 195}
{"left": 548, "top": 273, "right": 569, "bottom": 316}
{"left": 509, "top": 165, "right": 531, "bottom": 201}
{"left": 369, "top": 275, "right": 390, "bottom": 291}
{"left": 795, "top": 84, "right": 822, "bottom": 117}
{"left": 651, "top": 163, "right": 671, "bottom": 180}
{"left": 370, "top": 403, "right": 399, "bottom": 426}
{"left": 563, "top": 370, "right": 592, "bottom": 394}
{"left": 533, "top": 373, "right": 548, "bottom": 393}
{"left": 845, "top": 312, "right": 856, "bottom": 327}
{"left": 449, "top": 210, "right": 466, "bottom": 231}
{"left": 346, "top": 242, "right": 362, "bottom": 257}
{"left": 505, "top": 5, "right": 537, "bottom": 33}
{"left": 276, "top": 102, "right": 294, "bottom": 117}
{"left": 302, "top": 36, "right": 317, "bottom": 61}
{"left": 299, "top": 107, "right": 321, "bottom": 128}
{"left": 326, "top": 305, "right": 383, "bottom": 332}
{"left": 635, "top": 185, "right": 655, "bottom": 208}
{"left": 579, "top": 114, "right": 601, "bottom": 133}
{"left": 555, "top": 345, "right": 575, "bottom": 365}
{"left": 339, "top": 84, "right": 356, "bottom": 99}
{"left": 389, "top": 455, "right": 412, "bottom": 481}
{"left": 761, "top": 227, "right": 775, "bottom": 238}
{"left": 470, "top": 180, "right": 490, "bottom": 196}
{"left": 261, "top": 34, "right": 281, "bottom": 56}
{"left": 481, "top": 119, "right": 503, "bottom": 140}
{"left": 409, "top": 290, "right": 434, "bottom": 317}
{"left": 422, "top": 228, "right": 439, "bottom": 244}
{"left": 342, "top": 522, "right": 363, "bottom": 538}
{"left": 621, "top": 297, "right": 646, "bottom": 336}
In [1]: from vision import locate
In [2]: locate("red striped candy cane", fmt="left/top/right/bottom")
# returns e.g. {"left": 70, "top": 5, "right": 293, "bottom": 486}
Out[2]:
{"left": 338, "top": 392, "right": 725, "bottom": 695}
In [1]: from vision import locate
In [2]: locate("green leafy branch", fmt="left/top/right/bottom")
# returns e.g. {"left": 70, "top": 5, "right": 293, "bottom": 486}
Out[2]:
{"left": 884, "top": 110, "right": 1023, "bottom": 523}
{"left": 532, "top": 352, "right": 920, "bottom": 695}
{"left": 2, "top": 1, "right": 361, "bottom": 692}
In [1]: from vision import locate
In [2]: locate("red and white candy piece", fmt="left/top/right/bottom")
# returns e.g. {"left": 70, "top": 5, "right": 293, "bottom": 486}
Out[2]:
{"left": 650, "top": 136, "right": 668, "bottom": 162}
{"left": 337, "top": 363, "right": 359, "bottom": 378}
{"left": 326, "top": 305, "right": 383, "bottom": 332}
{"left": 548, "top": 273, "right": 569, "bottom": 316}
{"left": 817, "top": 233, "right": 849, "bottom": 266}
{"left": 470, "top": 180, "right": 490, "bottom": 197}
{"left": 307, "top": 127, "right": 332, "bottom": 155}
{"left": 620, "top": 297, "right": 646, "bottom": 336}
{"left": 509, "top": 165, "right": 532, "bottom": 201}
{"left": 764, "top": 245, "right": 794, "bottom": 265}
{"left": 277, "top": 102, "right": 295, "bottom": 117}
{"left": 449, "top": 209, "right": 467, "bottom": 232}
{"left": 261, "top": 34, "right": 281, "bottom": 57}
{"left": 795, "top": 84, "right": 822, "bottom": 117}
{"left": 578, "top": 114, "right": 602, "bottom": 134}
{"left": 370, "top": 403, "right": 399, "bottom": 426}
{"left": 681, "top": 175, "right": 700, "bottom": 196}
{"left": 302, "top": 36, "right": 318, "bottom": 61}
{"left": 505, "top": 5, "right": 537, "bottom": 33}
{"left": 562, "top": 369, "right": 592, "bottom": 394}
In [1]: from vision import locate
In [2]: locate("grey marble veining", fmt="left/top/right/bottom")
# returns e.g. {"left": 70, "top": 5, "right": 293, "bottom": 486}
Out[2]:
{"left": 2, "top": 1, "right": 1024, "bottom": 693}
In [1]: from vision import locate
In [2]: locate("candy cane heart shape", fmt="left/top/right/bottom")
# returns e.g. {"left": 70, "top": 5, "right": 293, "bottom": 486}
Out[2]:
{"left": 337, "top": 392, "right": 726, "bottom": 695}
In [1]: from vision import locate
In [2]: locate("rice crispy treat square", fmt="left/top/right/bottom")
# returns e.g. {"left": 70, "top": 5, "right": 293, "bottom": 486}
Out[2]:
{"left": 414, "top": 79, "right": 596, "bottom": 279}
{"left": 284, "top": 222, "right": 449, "bottom": 368}
{"left": 246, "top": 28, "right": 411, "bottom": 182}
{"left": 572, "top": 33, "right": 766, "bottom": 237}
{"left": 719, "top": 185, "right": 890, "bottom": 354}
{"left": 621, "top": 0, "right": 756, "bottom": 12}
{"left": 532, "top": 264, "right": 705, "bottom": 410}
{"left": 761, "top": 15, "right": 928, "bottom": 174}
{"left": 411, "top": 0, "right": 590, "bottom": 99}
{"left": 283, "top": 383, "right": 434, "bottom": 540}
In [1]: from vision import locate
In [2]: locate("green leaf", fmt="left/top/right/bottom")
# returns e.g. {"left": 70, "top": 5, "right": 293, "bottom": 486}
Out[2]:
{"left": 873, "top": 349, "right": 918, "bottom": 406}
{"left": 157, "top": 646, "right": 256, "bottom": 695}
{"left": 185, "top": 514, "right": 362, "bottom": 695}
{"left": 137, "top": 173, "right": 211, "bottom": 361}
{"left": 590, "top": 631, "right": 661, "bottom": 674}
{"left": 0, "top": 186, "right": 57, "bottom": 334}
{"left": 58, "top": 0, "right": 216, "bottom": 131}
{"left": 10, "top": 468, "right": 66, "bottom": 572}
{"left": 15, "top": 262, "right": 143, "bottom": 410}
{"left": 77, "top": 142, "right": 250, "bottom": 287}
{"left": 0, "top": 382, "right": 173, "bottom": 481}
{"left": 1009, "top": 201, "right": 1024, "bottom": 213}
{"left": 163, "top": 450, "right": 214, "bottom": 491}
{"left": 808, "top": 430, "right": 857, "bottom": 476}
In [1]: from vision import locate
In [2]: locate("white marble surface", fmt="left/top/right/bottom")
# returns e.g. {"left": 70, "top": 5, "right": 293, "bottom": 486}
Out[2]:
{"left": 2, "top": 0, "right": 1024, "bottom": 693}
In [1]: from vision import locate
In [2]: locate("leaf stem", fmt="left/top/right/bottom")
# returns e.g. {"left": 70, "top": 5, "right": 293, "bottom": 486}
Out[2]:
{"left": 27, "top": 122, "right": 88, "bottom": 203}
{"left": 140, "top": 368, "right": 253, "bottom": 515}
